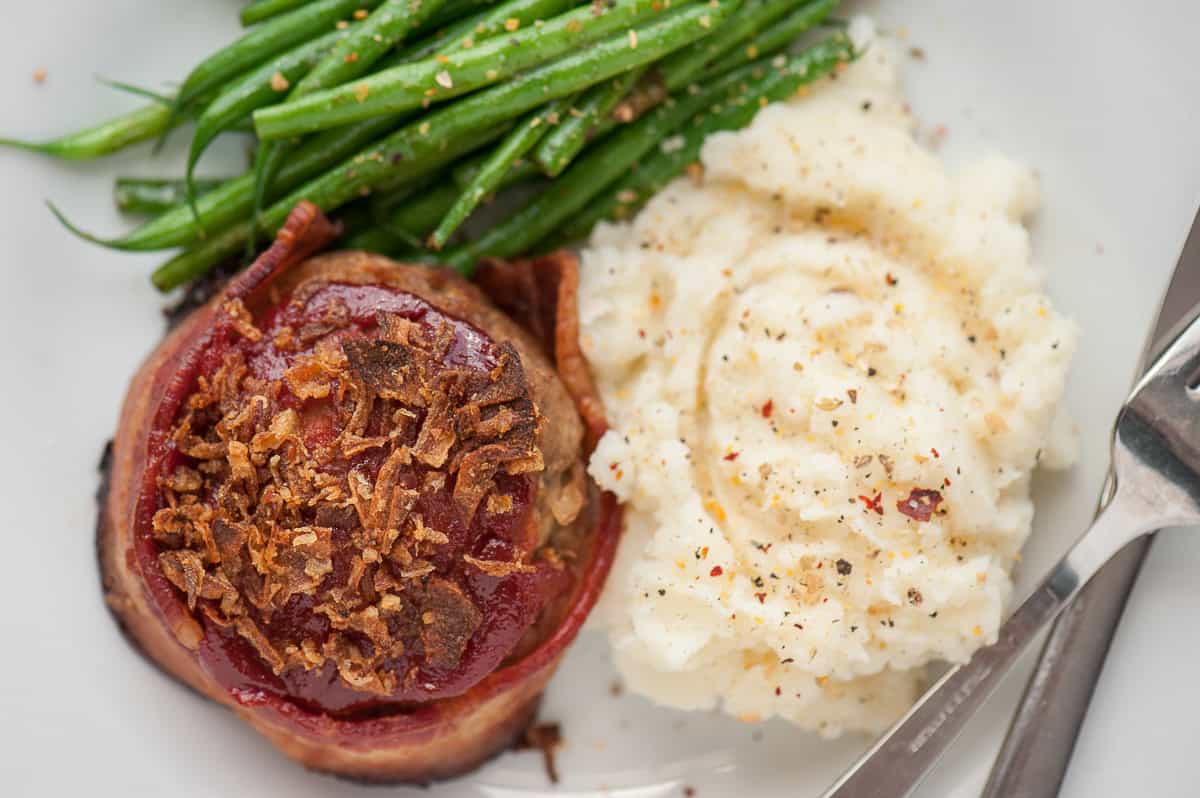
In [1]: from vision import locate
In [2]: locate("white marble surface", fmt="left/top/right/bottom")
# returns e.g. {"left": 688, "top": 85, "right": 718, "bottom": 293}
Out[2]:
{"left": 0, "top": 1, "right": 1196, "bottom": 795}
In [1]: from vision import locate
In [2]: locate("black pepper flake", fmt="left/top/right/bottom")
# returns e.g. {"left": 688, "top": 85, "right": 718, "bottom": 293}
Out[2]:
{"left": 835, "top": 559, "right": 853, "bottom": 576}
{"left": 907, "top": 588, "right": 924, "bottom": 606}
{"left": 658, "top": 589, "right": 666, "bottom": 596}
{"left": 867, "top": 367, "right": 878, "bottom": 377}
{"left": 753, "top": 576, "right": 765, "bottom": 588}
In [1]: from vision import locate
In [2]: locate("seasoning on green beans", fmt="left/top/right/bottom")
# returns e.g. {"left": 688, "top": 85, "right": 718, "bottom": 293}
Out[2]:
{"left": 532, "top": 68, "right": 645, "bottom": 177}
{"left": 252, "top": 0, "right": 690, "bottom": 140}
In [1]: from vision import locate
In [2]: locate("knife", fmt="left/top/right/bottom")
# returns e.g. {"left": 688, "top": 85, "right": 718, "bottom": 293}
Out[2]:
{"left": 982, "top": 207, "right": 1200, "bottom": 798}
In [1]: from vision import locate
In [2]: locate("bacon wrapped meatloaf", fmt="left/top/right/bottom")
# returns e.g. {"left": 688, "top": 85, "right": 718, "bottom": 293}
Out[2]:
{"left": 98, "top": 202, "right": 618, "bottom": 781}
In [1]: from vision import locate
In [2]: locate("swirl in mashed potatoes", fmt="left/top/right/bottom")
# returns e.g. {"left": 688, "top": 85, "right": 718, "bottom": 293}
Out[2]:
{"left": 578, "top": 27, "right": 1077, "bottom": 736}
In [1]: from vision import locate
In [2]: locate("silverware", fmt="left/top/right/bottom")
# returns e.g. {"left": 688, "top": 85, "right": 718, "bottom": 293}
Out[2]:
{"left": 819, "top": 295, "right": 1200, "bottom": 798}
{"left": 983, "top": 209, "right": 1200, "bottom": 798}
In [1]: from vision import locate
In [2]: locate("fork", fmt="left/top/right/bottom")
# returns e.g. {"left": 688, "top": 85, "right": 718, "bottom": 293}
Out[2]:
{"left": 820, "top": 306, "right": 1200, "bottom": 798}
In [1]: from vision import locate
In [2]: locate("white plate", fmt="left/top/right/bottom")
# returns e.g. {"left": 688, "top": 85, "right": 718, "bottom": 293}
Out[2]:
{"left": 0, "top": 2, "right": 1197, "bottom": 796}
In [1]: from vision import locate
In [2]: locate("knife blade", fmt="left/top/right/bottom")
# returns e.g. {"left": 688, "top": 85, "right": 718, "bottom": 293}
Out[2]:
{"left": 982, "top": 206, "right": 1200, "bottom": 798}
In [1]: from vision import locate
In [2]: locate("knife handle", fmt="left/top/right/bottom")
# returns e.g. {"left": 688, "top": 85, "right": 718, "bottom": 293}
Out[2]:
{"left": 982, "top": 536, "right": 1152, "bottom": 798}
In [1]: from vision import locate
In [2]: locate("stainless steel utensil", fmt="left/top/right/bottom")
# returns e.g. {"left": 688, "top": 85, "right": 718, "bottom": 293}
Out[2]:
{"left": 983, "top": 210, "right": 1200, "bottom": 798}
{"left": 819, "top": 300, "right": 1200, "bottom": 798}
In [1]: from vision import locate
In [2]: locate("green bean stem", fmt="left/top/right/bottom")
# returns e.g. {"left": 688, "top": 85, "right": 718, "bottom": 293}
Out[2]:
{"left": 115, "top": 177, "right": 227, "bottom": 216}
{"left": 444, "top": 33, "right": 850, "bottom": 271}
{"left": 700, "top": 0, "right": 838, "bottom": 80}
{"left": 531, "top": 67, "right": 644, "bottom": 178}
{"left": 0, "top": 103, "right": 175, "bottom": 160}
{"left": 253, "top": 0, "right": 689, "bottom": 140}
{"left": 241, "top": 0, "right": 316, "bottom": 26}
{"left": 175, "top": 0, "right": 382, "bottom": 109}
{"left": 153, "top": 0, "right": 739, "bottom": 288}
{"left": 428, "top": 96, "right": 572, "bottom": 249}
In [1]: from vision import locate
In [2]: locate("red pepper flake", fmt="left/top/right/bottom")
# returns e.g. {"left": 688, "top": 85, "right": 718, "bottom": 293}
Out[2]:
{"left": 724, "top": 451, "right": 740, "bottom": 461}
{"left": 885, "top": 272, "right": 898, "bottom": 286}
{"left": 761, "top": 399, "right": 774, "bottom": 419}
{"left": 774, "top": 686, "right": 782, "bottom": 696}
{"left": 943, "top": 477, "right": 952, "bottom": 487}
{"left": 684, "top": 788, "right": 697, "bottom": 798}
{"left": 847, "top": 389, "right": 858, "bottom": 404}
{"left": 897, "top": 488, "right": 944, "bottom": 522}
{"left": 710, "top": 566, "right": 724, "bottom": 577}
{"left": 638, "top": 328, "right": 646, "bottom": 338}
{"left": 755, "top": 592, "right": 767, "bottom": 604}
{"left": 930, "top": 447, "right": 940, "bottom": 458}
{"left": 858, "top": 492, "right": 884, "bottom": 515}
{"left": 609, "top": 462, "right": 618, "bottom": 470}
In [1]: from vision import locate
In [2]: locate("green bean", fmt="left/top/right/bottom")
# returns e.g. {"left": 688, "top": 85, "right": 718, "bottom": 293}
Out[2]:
{"left": 444, "top": 34, "right": 849, "bottom": 271}
{"left": 429, "top": 96, "right": 572, "bottom": 249}
{"left": 115, "top": 177, "right": 227, "bottom": 216}
{"left": 175, "top": 0, "right": 382, "bottom": 110}
{"left": 0, "top": 102, "right": 175, "bottom": 160}
{"left": 297, "top": 0, "right": 447, "bottom": 95}
{"left": 151, "top": 125, "right": 507, "bottom": 291}
{"left": 241, "top": 0, "right": 316, "bottom": 26}
{"left": 451, "top": 152, "right": 541, "bottom": 187}
{"left": 658, "top": 0, "right": 816, "bottom": 89}
{"left": 700, "top": 0, "right": 838, "bottom": 80}
{"left": 187, "top": 27, "right": 350, "bottom": 202}
{"left": 153, "top": 1, "right": 738, "bottom": 288}
{"left": 253, "top": 0, "right": 687, "bottom": 140}
{"left": 532, "top": 67, "right": 644, "bottom": 177}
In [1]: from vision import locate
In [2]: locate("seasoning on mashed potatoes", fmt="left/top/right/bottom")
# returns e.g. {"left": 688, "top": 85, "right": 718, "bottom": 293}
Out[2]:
{"left": 578, "top": 23, "right": 1078, "bottom": 736}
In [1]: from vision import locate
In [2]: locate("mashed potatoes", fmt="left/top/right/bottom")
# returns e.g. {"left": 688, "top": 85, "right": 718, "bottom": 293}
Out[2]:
{"left": 578, "top": 26, "right": 1077, "bottom": 736}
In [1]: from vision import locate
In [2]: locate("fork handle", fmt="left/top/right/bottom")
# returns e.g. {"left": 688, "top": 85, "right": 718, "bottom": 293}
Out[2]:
{"left": 819, "top": 505, "right": 1139, "bottom": 798}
